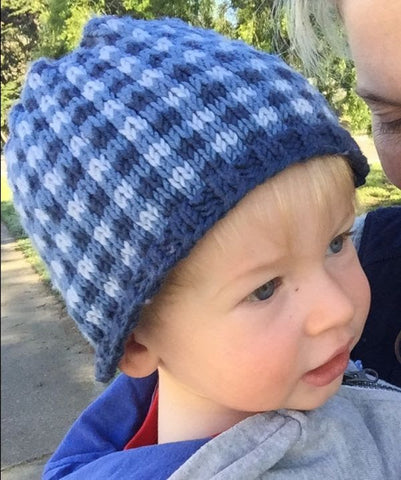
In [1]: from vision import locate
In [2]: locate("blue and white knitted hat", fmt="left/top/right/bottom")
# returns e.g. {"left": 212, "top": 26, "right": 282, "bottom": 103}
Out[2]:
{"left": 5, "top": 16, "right": 369, "bottom": 382}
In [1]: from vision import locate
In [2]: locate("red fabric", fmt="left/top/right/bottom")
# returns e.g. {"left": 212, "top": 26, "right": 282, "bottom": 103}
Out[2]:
{"left": 124, "top": 389, "right": 159, "bottom": 449}
{"left": 124, "top": 388, "right": 220, "bottom": 449}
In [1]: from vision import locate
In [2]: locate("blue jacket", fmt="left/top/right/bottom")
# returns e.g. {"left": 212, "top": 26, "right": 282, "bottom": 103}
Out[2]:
{"left": 43, "top": 373, "right": 208, "bottom": 480}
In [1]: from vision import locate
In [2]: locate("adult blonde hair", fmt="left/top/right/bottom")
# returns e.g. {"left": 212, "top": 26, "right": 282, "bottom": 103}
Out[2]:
{"left": 273, "top": 0, "right": 349, "bottom": 74}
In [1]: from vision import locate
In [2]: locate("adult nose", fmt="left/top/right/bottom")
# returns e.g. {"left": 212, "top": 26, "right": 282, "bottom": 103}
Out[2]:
{"left": 302, "top": 269, "right": 355, "bottom": 337}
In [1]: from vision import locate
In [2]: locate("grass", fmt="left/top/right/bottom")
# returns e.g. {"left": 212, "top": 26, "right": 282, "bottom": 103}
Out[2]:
{"left": 356, "top": 162, "right": 401, "bottom": 213}
{"left": 1, "top": 174, "right": 51, "bottom": 284}
{"left": 1, "top": 160, "right": 400, "bottom": 283}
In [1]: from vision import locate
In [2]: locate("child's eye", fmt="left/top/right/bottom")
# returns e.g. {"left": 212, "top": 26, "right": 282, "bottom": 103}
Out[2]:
{"left": 327, "top": 231, "right": 353, "bottom": 255}
{"left": 246, "top": 278, "right": 281, "bottom": 302}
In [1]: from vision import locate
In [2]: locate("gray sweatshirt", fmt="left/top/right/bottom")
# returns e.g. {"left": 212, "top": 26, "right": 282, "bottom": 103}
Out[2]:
{"left": 170, "top": 372, "right": 401, "bottom": 479}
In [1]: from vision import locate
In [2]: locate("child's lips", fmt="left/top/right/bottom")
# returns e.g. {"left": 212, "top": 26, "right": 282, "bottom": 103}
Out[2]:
{"left": 302, "top": 341, "right": 353, "bottom": 387}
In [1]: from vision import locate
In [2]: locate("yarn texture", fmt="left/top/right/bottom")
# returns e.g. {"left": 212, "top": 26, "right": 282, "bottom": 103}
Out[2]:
{"left": 5, "top": 16, "right": 368, "bottom": 381}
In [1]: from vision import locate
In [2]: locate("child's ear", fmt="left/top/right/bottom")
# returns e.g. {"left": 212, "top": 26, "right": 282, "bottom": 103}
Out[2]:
{"left": 118, "top": 330, "right": 159, "bottom": 378}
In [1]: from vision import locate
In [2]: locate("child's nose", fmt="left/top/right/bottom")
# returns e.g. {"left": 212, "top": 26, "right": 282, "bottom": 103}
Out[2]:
{"left": 302, "top": 271, "right": 355, "bottom": 337}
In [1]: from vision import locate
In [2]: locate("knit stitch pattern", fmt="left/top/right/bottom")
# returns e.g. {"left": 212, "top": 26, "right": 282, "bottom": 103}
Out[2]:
{"left": 5, "top": 16, "right": 369, "bottom": 381}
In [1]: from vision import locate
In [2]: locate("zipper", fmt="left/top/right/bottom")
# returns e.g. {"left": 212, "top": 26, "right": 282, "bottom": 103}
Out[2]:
{"left": 343, "top": 368, "right": 379, "bottom": 387}
{"left": 342, "top": 366, "right": 401, "bottom": 393}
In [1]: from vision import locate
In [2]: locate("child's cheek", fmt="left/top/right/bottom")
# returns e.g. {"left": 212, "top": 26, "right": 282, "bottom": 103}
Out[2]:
{"left": 353, "top": 264, "right": 371, "bottom": 333}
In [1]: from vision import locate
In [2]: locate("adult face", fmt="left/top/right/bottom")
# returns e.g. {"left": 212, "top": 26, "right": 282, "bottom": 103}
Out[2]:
{"left": 339, "top": 0, "right": 401, "bottom": 187}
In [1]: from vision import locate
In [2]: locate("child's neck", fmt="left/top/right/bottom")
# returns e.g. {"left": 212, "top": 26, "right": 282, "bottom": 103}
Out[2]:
{"left": 157, "top": 369, "right": 253, "bottom": 444}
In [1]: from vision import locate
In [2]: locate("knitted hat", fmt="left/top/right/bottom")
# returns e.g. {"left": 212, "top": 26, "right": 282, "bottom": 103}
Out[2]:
{"left": 5, "top": 16, "right": 369, "bottom": 382}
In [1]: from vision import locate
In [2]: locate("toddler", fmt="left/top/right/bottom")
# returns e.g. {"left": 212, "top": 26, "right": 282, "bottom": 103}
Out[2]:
{"left": 5, "top": 16, "right": 401, "bottom": 480}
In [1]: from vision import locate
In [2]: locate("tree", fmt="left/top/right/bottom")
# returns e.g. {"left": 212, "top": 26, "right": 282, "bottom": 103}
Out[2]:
{"left": 1, "top": 0, "right": 44, "bottom": 145}
{"left": 37, "top": 0, "right": 218, "bottom": 59}
{"left": 229, "top": 0, "right": 370, "bottom": 133}
{"left": 38, "top": 0, "right": 105, "bottom": 58}
{"left": 1, "top": 0, "right": 371, "bottom": 142}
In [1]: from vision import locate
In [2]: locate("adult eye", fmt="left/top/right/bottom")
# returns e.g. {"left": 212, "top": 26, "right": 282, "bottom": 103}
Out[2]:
{"left": 357, "top": 91, "right": 401, "bottom": 133}
{"left": 247, "top": 278, "right": 281, "bottom": 302}
{"left": 378, "top": 117, "right": 401, "bottom": 135}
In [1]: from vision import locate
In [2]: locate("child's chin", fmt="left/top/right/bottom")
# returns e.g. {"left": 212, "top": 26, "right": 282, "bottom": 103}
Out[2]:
{"left": 300, "top": 377, "right": 343, "bottom": 411}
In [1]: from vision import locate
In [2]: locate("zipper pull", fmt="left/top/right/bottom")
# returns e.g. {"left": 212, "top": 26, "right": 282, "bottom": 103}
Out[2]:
{"left": 343, "top": 367, "right": 379, "bottom": 386}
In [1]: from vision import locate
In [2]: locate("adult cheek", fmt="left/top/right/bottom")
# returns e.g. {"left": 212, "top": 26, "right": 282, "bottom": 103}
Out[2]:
{"left": 376, "top": 147, "right": 401, "bottom": 188}
{"left": 372, "top": 124, "right": 401, "bottom": 188}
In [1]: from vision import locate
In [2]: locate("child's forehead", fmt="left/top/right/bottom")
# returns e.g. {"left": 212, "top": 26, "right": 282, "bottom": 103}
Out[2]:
{"left": 184, "top": 157, "right": 355, "bottom": 266}
{"left": 221, "top": 157, "right": 352, "bottom": 221}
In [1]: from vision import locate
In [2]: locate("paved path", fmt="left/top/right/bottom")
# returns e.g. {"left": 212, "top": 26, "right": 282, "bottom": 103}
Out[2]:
{"left": 1, "top": 224, "right": 102, "bottom": 479}
{"left": 353, "top": 135, "right": 380, "bottom": 164}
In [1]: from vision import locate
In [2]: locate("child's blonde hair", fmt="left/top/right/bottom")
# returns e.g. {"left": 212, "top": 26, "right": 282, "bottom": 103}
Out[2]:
{"left": 140, "top": 154, "right": 355, "bottom": 322}
{"left": 210, "top": 154, "right": 355, "bottom": 251}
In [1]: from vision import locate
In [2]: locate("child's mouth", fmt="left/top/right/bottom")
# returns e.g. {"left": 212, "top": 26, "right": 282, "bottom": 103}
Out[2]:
{"left": 302, "top": 348, "right": 351, "bottom": 387}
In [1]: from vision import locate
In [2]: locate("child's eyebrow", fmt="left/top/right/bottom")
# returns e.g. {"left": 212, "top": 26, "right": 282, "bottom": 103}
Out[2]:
{"left": 213, "top": 254, "right": 286, "bottom": 300}
{"left": 209, "top": 261, "right": 276, "bottom": 299}
{"left": 214, "top": 210, "right": 356, "bottom": 297}
{"left": 332, "top": 211, "right": 356, "bottom": 233}
{"left": 320, "top": 210, "right": 355, "bottom": 245}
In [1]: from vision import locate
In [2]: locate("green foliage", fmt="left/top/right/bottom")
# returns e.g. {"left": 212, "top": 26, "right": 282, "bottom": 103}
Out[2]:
{"left": 119, "top": 0, "right": 217, "bottom": 26}
{"left": 1, "top": 173, "right": 51, "bottom": 282}
{"left": 357, "top": 163, "right": 401, "bottom": 213}
{"left": 229, "top": 1, "right": 370, "bottom": 133}
{"left": 340, "top": 91, "right": 371, "bottom": 134}
{"left": 38, "top": 1, "right": 105, "bottom": 58}
{"left": 1, "top": 0, "right": 42, "bottom": 85}
{"left": 213, "top": 1, "right": 236, "bottom": 37}
{"left": 37, "top": 0, "right": 219, "bottom": 58}
{"left": 1, "top": 0, "right": 43, "bottom": 146}
{"left": 234, "top": 0, "right": 280, "bottom": 52}
{"left": 311, "top": 58, "right": 371, "bottom": 134}
{"left": 1, "top": 200, "right": 27, "bottom": 239}
{"left": 1, "top": 0, "right": 373, "bottom": 148}
{"left": 1, "top": 82, "right": 20, "bottom": 145}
